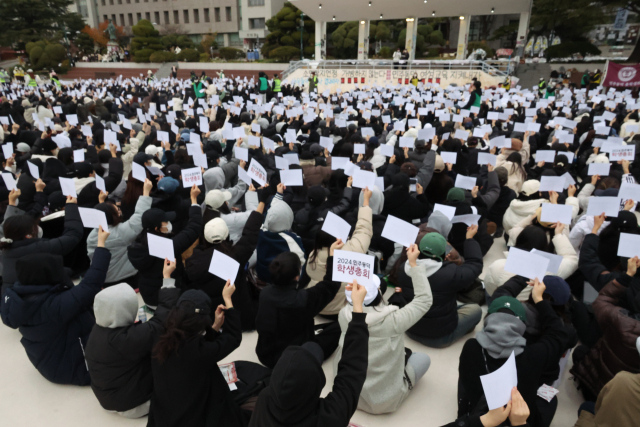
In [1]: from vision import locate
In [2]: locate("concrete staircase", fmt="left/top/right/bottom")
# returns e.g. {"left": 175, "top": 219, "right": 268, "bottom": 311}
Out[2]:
{"left": 155, "top": 62, "right": 178, "bottom": 79}
{"left": 515, "top": 62, "right": 552, "bottom": 91}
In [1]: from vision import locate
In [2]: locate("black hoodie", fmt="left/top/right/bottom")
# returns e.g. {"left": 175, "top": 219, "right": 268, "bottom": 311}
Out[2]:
{"left": 248, "top": 312, "right": 369, "bottom": 427}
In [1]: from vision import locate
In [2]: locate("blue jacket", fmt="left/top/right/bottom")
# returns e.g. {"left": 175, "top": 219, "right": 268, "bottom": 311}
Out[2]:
{"left": 255, "top": 230, "right": 304, "bottom": 283}
{"left": 1, "top": 247, "right": 111, "bottom": 385}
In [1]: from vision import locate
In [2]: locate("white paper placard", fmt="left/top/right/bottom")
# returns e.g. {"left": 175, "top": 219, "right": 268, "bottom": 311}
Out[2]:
{"left": 352, "top": 169, "right": 376, "bottom": 189}
{"left": 619, "top": 182, "right": 640, "bottom": 202}
{"left": 2, "top": 143, "right": 13, "bottom": 160}
{"left": 618, "top": 232, "right": 640, "bottom": 258}
{"left": 454, "top": 175, "right": 476, "bottom": 190}
{"left": 27, "top": 161, "right": 40, "bottom": 179}
{"left": 480, "top": 351, "right": 518, "bottom": 410}
{"left": 451, "top": 214, "right": 482, "bottom": 226}
{"left": 247, "top": 158, "right": 267, "bottom": 186}
{"left": 321, "top": 211, "right": 352, "bottom": 242}
{"left": 610, "top": 145, "right": 635, "bottom": 161}
{"left": 237, "top": 165, "right": 252, "bottom": 185}
{"left": 433, "top": 203, "right": 456, "bottom": 220}
{"left": 588, "top": 163, "right": 611, "bottom": 176}
{"left": 530, "top": 249, "right": 563, "bottom": 275}
{"left": 478, "top": 153, "right": 497, "bottom": 166}
{"left": 538, "top": 176, "right": 566, "bottom": 192}
{"left": 73, "top": 149, "right": 85, "bottom": 163}
{"left": 441, "top": 152, "right": 457, "bottom": 164}
{"left": 540, "top": 203, "right": 572, "bottom": 225}
{"left": 59, "top": 177, "right": 77, "bottom": 197}
{"left": 182, "top": 167, "right": 203, "bottom": 187}
{"left": 279, "top": 169, "right": 303, "bottom": 186}
{"left": 381, "top": 215, "right": 419, "bottom": 248}
{"left": 234, "top": 146, "right": 248, "bottom": 162}
{"left": 586, "top": 196, "right": 622, "bottom": 217}
{"left": 536, "top": 150, "right": 556, "bottom": 163}
{"left": 132, "top": 162, "right": 147, "bottom": 182}
{"left": 78, "top": 207, "right": 109, "bottom": 230}
{"left": 95, "top": 175, "right": 106, "bottom": 193}
{"left": 332, "top": 249, "right": 375, "bottom": 286}
{"left": 504, "top": 247, "right": 550, "bottom": 280}
{"left": 1, "top": 173, "right": 16, "bottom": 191}
{"left": 147, "top": 233, "right": 175, "bottom": 261}
{"left": 208, "top": 250, "right": 240, "bottom": 282}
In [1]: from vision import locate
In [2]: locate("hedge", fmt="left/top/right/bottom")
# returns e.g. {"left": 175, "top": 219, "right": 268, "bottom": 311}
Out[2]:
{"left": 149, "top": 51, "right": 177, "bottom": 62}
{"left": 219, "top": 47, "right": 244, "bottom": 60}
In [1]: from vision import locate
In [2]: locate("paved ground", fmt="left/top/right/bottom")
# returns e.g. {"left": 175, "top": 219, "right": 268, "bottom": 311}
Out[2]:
{"left": 0, "top": 236, "right": 584, "bottom": 427}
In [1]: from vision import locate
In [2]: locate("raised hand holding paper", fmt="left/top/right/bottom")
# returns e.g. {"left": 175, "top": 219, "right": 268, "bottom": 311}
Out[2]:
{"left": 78, "top": 207, "right": 109, "bottom": 231}
{"left": 454, "top": 175, "right": 476, "bottom": 190}
{"left": 333, "top": 250, "right": 375, "bottom": 286}
{"left": 540, "top": 203, "right": 572, "bottom": 224}
{"left": 480, "top": 351, "right": 518, "bottom": 410}
{"left": 279, "top": 169, "right": 303, "bottom": 186}
{"left": 504, "top": 247, "right": 550, "bottom": 281}
{"left": 59, "top": 177, "right": 77, "bottom": 197}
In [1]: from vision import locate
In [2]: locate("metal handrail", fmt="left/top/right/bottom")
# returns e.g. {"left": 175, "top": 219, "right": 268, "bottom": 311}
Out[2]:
{"left": 281, "top": 59, "right": 514, "bottom": 79}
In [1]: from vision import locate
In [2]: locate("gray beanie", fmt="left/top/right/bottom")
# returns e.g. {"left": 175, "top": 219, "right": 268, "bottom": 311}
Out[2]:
{"left": 16, "top": 143, "right": 31, "bottom": 153}
{"left": 257, "top": 117, "right": 269, "bottom": 130}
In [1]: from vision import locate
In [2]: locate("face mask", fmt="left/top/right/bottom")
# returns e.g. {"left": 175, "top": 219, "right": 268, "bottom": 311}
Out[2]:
{"left": 163, "top": 221, "right": 172, "bottom": 234}
{"left": 37, "top": 227, "right": 43, "bottom": 239}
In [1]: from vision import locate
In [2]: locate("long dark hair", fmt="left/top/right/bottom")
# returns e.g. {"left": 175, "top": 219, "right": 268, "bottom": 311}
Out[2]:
{"left": 153, "top": 302, "right": 213, "bottom": 364}
{"left": 122, "top": 171, "right": 144, "bottom": 207}
{"left": 308, "top": 230, "right": 336, "bottom": 266}
{"left": 506, "top": 152, "right": 527, "bottom": 181}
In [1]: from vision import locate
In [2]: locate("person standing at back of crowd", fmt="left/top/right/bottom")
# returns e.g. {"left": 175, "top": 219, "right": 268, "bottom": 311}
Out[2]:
{"left": 258, "top": 72, "right": 268, "bottom": 104}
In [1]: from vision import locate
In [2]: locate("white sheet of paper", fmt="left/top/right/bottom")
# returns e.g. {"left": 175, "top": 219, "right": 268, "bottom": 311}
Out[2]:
{"left": 354, "top": 144, "right": 366, "bottom": 154}
{"left": 399, "top": 136, "right": 414, "bottom": 148}
{"left": 279, "top": 169, "right": 303, "bottom": 186}
{"left": 352, "top": 169, "right": 376, "bottom": 189}
{"left": 27, "top": 161, "right": 40, "bottom": 179}
{"left": 208, "top": 250, "right": 240, "bottom": 282}
{"left": 538, "top": 176, "right": 566, "bottom": 192}
{"left": 147, "top": 233, "right": 175, "bottom": 261}
{"left": 78, "top": 207, "right": 109, "bottom": 230}
{"left": 454, "top": 175, "right": 476, "bottom": 190}
{"left": 1, "top": 173, "right": 16, "bottom": 191}
{"left": 234, "top": 146, "right": 248, "bottom": 162}
{"left": 73, "top": 149, "right": 85, "bottom": 163}
{"left": 2, "top": 143, "right": 13, "bottom": 160}
{"left": 332, "top": 249, "right": 375, "bottom": 286}
{"left": 610, "top": 145, "right": 635, "bottom": 161}
{"left": 618, "top": 232, "right": 640, "bottom": 258}
{"left": 247, "top": 158, "right": 267, "bottom": 186}
{"left": 586, "top": 196, "right": 622, "bottom": 217}
{"left": 182, "top": 167, "right": 203, "bottom": 188}
{"left": 381, "top": 215, "right": 419, "bottom": 247}
{"left": 540, "top": 203, "right": 572, "bottom": 225}
{"left": 450, "top": 214, "right": 482, "bottom": 226}
{"left": 477, "top": 152, "right": 497, "bottom": 166}
{"left": 95, "top": 175, "right": 106, "bottom": 193}
{"left": 441, "top": 152, "right": 457, "bottom": 164}
{"left": 379, "top": 144, "right": 394, "bottom": 157}
{"left": 531, "top": 249, "right": 563, "bottom": 275}
{"left": 504, "top": 247, "right": 550, "bottom": 280}
{"left": 619, "top": 182, "right": 640, "bottom": 202}
{"left": 59, "top": 177, "right": 77, "bottom": 197}
{"left": 536, "top": 150, "right": 556, "bottom": 163}
{"left": 588, "top": 163, "right": 611, "bottom": 176}
{"left": 431, "top": 202, "right": 455, "bottom": 220}
{"left": 283, "top": 153, "right": 299, "bottom": 165}
{"left": 275, "top": 156, "right": 289, "bottom": 170}
{"left": 237, "top": 165, "right": 252, "bottom": 186}
{"left": 321, "top": 211, "right": 352, "bottom": 242}
{"left": 480, "top": 351, "right": 518, "bottom": 410}
{"left": 132, "top": 162, "right": 147, "bottom": 182}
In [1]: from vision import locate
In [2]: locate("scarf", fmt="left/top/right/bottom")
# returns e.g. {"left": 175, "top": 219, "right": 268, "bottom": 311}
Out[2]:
{"left": 475, "top": 313, "right": 527, "bottom": 359}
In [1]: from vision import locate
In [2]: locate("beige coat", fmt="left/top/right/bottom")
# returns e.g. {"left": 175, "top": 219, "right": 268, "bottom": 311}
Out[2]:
{"left": 575, "top": 371, "right": 640, "bottom": 427}
{"left": 305, "top": 206, "right": 373, "bottom": 315}
{"left": 494, "top": 159, "right": 525, "bottom": 193}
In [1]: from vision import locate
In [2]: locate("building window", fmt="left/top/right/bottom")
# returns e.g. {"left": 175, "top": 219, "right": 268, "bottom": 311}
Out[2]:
{"left": 229, "top": 33, "right": 242, "bottom": 46}
{"left": 126, "top": 0, "right": 130, "bottom": 2}
{"left": 120, "top": 14, "right": 125, "bottom": 26}
{"left": 193, "top": 9, "right": 199, "bottom": 23}
{"left": 135, "top": 0, "right": 139, "bottom": 3}
{"left": 183, "top": 10, "right": 189, "bottom": 23}
{"left": 128, "top": 13, "right": 133, "bottom": 25}
{"left": 118, "top": 0, "right": 122, "bottom": 4}
{"left": 248, "top": 0, "right": 265, "bottom": 5}
{"left": 136, "top": 12, "right": 142, "bottom": 22}
{"left": 164, "top": 11, "right": 169, "bottom": 24}
{"left": 101, "top": 0, "right": 106, "bottom": 5}
{"left": 173, "top": 10, "right": 179, "bottom": 23}
{"left": 468, "top": 20, "right": 481, "bottom": 42}
{"left": 225, "top": 7, "right": 231, "bottom": 21}
{"left": 103, "top": 14, "right": 108, "bottom": 21}
{"left": 249, "top": 18, "right": 265, "bottom": 29}
{"left": 216, "top": 33, "right": 225, "bottom": 47}
{"left": 109, "top": 0, "right": 113, "bottom": 4}
{"left": 112, "top": 14, "right": 116, "bottom": 23}
{"left": 214, "top": 8, "right": 220, "bottom": 22}
{"left": 204, "top": 8, "right": 210, "bottom": 23}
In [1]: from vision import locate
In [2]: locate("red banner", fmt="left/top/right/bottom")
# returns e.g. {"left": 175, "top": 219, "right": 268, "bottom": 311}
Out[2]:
{"left": 603, "top": 61, "right": 640, "bottom": 88}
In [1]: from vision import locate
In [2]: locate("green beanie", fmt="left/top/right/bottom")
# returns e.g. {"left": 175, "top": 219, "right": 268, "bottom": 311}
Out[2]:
{"left": 418, "top": 232, "right": 446, "bottom": 261}
{"left": 488, "top": 296, "right": 527, "bottom": 323}
{"left": 447, "top": 187, "right": 465, "bottom": 202}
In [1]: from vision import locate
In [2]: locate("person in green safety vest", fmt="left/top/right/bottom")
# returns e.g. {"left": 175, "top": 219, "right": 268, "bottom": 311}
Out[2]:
{"left": 50, "top": 69, "right": 61, "bottom": 88}
{"left": 273, "top": 73, "right": 281, "bottom": 95}
{"left": 460, "top": 80, "right": 482, "bottom": 111}
{"left": 0, "top": 68, "right": 8, "bottom": 85}
{"left": 538, "top": 77, "right": 546, "bottom": 97}
{"left": 193, "top": 78, "right": 205, "bottom": 98}
{"left": 146, "top": 70, "right": 156, "bottom": 84}
{"left": 544, "top": 82, "right": 556, "bottom": 99}
{"left": 258, "top": 71, "right": 268, "bottom": 104}
{"left": 590, "top": 69, "right": 601, "bottom": 90}
{"left": 503, "top": 77, "right": 511, "bottom": 91}
{"left": 308, "top": 71, "right": 318, "bottom": 93}
{"left": 581, "top": 70, "right": 590, "bottom": 89}
{"left": 26, "top": 69, "right": 37, "bottom": 87}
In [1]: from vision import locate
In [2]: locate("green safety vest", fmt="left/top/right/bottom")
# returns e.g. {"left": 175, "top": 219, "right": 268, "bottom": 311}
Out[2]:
{"left": 273, "top": 79, "right": 281, "bottom": 92}
{"left": 0, "top": 72, "right": 7, "bottom": 83}
{"left": 539, "top": 81, "right": 546, "bottom": 89}
{"left": 472, "top": 92, "right": 482, "bottom": 108}
{"left": 28, "top": 79, "right": 37, "bottom": 87}
{"left": 193, "top": 81, "right": 205, "bottom": 98}
{"left": 51, "top": 76, "right": 61, "bottom": 87}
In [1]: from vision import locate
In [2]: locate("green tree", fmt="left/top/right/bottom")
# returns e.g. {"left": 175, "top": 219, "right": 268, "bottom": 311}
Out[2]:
{"left": 130, "top": 19, "right": 163, "bottom": 62}
{"left": 330, "top": 21, "right": 360, "bottom": 59}
{"left": 75, "top": 32, "right": 95, "bottom": 54}
{"left": 261, "top": 2, "right": 314, "bottom": 61}
{"left": 397, "top": 24, "right": 445, "bottom": 57}
{"left": 0, "top": 0, "right": 83, "bottom": 45}
{"left": 25, "top": 40, "right": 67, "bottom": 71}
{"left": 161, "top": 34, "right": 194, "bottom": 50}
{"left": 530, "top": 0, "right": 606, "bottom": 42}
{"left": 597, "top": 0, "right": 640, "bottom": 62}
